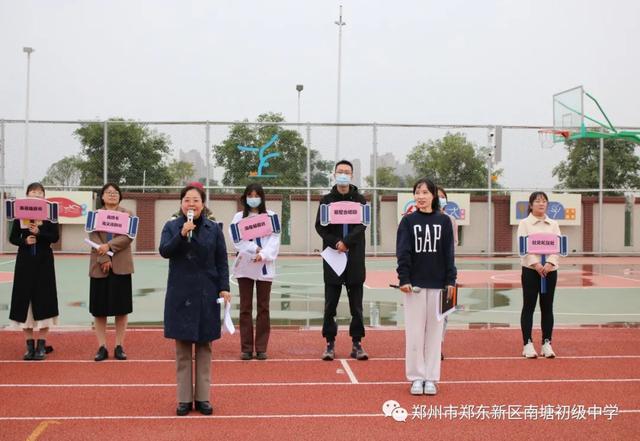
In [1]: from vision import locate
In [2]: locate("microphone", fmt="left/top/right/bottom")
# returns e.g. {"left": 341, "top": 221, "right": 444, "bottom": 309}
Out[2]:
{"left": 389, "top": 284, "right": 422, "bottom": 293}
{"left": 187, "top": 209, "right": 194, "bottom": 242}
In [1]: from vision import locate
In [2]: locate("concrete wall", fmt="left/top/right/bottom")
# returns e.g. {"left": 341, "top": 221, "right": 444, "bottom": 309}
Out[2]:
{"left": 290, "top": 196, "right": 323, "bottom": 254}
{"left": 592, "top": 197, "right": 640, "bottom": 252}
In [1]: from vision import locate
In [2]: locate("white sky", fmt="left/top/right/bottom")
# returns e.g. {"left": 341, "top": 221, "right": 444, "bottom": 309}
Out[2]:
{"left": 0, "top": 0, "right": 638, "bottom": 187}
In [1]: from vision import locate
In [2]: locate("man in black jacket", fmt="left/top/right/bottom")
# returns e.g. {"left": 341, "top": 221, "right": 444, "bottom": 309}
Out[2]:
{"left": 315, "top": 160, "right": 368, "bottom": 361}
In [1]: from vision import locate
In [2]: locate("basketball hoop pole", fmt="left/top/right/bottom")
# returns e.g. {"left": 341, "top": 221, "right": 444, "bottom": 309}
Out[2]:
{"left": 598, "top": 137, "right": 604, "bottom": 255}
{"left": 551, "top": 85, "right": 640, "bottom": 255}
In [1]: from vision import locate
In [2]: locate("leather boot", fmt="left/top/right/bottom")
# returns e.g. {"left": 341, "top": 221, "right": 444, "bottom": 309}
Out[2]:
{"left": 23, "top": 339, "right": 35, "bottom": 360}
{"left": 33, "top": 339, "right": 46, "bottom": 360}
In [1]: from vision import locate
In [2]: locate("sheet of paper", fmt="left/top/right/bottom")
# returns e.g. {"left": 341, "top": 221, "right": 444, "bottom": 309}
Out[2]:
{"left": 84, "top": 238, "right": 114, "bottom": 256}
{"left": 231, "top": 250, "right": 264, "bottom": 280}
{"left": 217, "top": 297, "right": 235, "bottom": 335}
{"left": 321, "top": 246, "right": 347, "bottom": 276}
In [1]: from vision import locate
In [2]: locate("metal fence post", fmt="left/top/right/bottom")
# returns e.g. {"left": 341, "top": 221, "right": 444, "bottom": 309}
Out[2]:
{"left": 205, "top": 121, "right": 211, "bottom": 205}
{"left": 306, "top": 123, "right": 311, "bottom": 256}
{"left": 486, "top": 127, "right": 493, "bottom": 257}
{"left": 103, "top": 120, "right": 108, "bottom": 184}
{"left": 0, "top": 119, "right": 5, "bottom": 187}
{"left": 0, "top": 119, "right": 4, "bottom": 254}
{"left": 372, "top": 123, "right": 378, "bottom": 256}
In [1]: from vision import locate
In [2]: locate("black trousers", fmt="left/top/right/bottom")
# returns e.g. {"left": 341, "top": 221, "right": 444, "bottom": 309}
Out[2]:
{"left": 520, "top": 267, "right": 557, "bottom": 345}
{"left": 322, "top": 283, "right": 365, "bottom": 343}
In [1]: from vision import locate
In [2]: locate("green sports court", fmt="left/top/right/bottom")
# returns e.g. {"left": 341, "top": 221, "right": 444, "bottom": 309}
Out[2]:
{"left": 1, "top": 255, "right": 638, "bottom": 328}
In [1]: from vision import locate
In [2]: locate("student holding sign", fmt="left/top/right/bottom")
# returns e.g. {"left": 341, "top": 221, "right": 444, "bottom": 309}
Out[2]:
{"left": 315, "top": 160, "right": 369, "bottom": 361}
{"left": 517, "top": 191, "right": 562, "bottom": 359}
{"left": 396, "top": 178, "right": 456, "bottom": 396}
{"left": 229, "top": 183, "right": 280, "bottom": 361}
{"left": 88, "top": 183, "right": 135, "bottom": 362}
{"left": 9, "top": 183, "right": 59, "bottom": 361}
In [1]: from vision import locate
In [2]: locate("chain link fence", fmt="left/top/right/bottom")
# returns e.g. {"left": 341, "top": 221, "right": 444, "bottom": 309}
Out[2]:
{"left": 1, "top": 119, "right": 639, "bottom": 255}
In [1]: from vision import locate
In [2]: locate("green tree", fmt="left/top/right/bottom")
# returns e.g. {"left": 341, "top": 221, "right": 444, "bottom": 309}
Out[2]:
{"left": 167, "top": 160, "right": 195, "bottom": 186}
{"left": 407, "top": 132, "right": 502, "bottom": 189}
{"left": 552, "top": 138, "right": 640, "bottom": 192}
{"left": 41, "top": 155, "right": 83, "bottom": 188}
{"left": 310, "top": 150, "right": 333, "bottom": 187}
{"left": 213, "top": 112, "right": 331, "bottom": 187}
{"left": 214, "top": 112, "right": 333, "bottom": 245}
{"left": 365, "top": 166, "right": 407, "bottom": 192}
{"left": 74, "top": 119, "right": 174, "bottom": 186}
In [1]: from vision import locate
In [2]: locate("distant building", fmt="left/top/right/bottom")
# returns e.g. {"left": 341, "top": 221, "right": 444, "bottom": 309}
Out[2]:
{"left": 351, "top": 158, "right": 362, "bottom": 187}
{"left": 369, "top": 152, "right": 414, "bottom": 182}
{"left": 179, "top": 149, "right": 206, "bottom": 181}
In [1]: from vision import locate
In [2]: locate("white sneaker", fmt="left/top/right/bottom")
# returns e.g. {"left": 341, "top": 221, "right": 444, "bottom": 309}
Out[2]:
{"left": 410, "top": 380, "right": 424, "bottom": 395}
{"left": 540, "top": 340, "right": 556, "bottom": 358}
{"left": 424, "top": 381, "right": 437, "bottom": 396}
{"left": 522, "top": 341, "right": 538, "bottom": 358}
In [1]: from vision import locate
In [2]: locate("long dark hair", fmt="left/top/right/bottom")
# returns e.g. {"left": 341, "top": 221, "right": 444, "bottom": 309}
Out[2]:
{"left": 412, "top": 178, "right": 440, "bottom": 212}
{"left": 26, "top": 182, "right": 45, "bottom": 196}
{"left": 528, "top": 191, "right": 549, "bottom": 214}
{"left": 99, "top": 182, "right": 122, "bottom": 207}
{"left": 241, "top": 183, "right": 267, "bottom": 218}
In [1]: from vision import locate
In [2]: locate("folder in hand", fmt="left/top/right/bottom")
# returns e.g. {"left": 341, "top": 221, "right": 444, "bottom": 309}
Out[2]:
{"left": 438, "top": 285, "right": 458, "bottom": 321}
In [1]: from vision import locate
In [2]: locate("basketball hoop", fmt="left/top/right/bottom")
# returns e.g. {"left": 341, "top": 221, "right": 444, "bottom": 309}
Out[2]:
{"left": 538, "top": 129, "right": 570, "bottom": 149}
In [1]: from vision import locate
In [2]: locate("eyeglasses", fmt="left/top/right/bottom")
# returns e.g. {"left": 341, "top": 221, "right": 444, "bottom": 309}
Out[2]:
{"left": 104, "top": 191, "right": 119, "bottom": 196}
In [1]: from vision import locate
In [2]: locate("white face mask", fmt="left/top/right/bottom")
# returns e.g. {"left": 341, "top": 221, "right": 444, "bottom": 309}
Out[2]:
{"left": 439, "top": 197, "right": 447, "bottom": 209}
{"left": 335, "top": 173, "right": 351, "bottom": 186}
{"left": 246, "top": 197, "right": 261, "bottom": 208}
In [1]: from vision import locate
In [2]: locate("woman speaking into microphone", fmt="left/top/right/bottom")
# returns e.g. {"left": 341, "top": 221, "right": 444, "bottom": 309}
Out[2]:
{"left": 160, "top": 184, "right": 231, "bottom": 416}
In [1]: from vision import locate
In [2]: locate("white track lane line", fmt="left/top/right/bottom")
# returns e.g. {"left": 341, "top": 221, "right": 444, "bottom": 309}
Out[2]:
{"left": 339, "top": 359, "right": 358, "bottom": 384}
{"left": 2, "top": 378, "right": 639, "bottom": 388}
{"left": 0, "top": 414, "right": 384, "bottom": 421}
{"left": 0, "top": 410, "right": 639, "bottom": 421}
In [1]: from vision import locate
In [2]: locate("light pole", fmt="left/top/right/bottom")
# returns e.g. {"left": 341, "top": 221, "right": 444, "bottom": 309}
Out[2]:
{"left": 296, "top": 84, "right": 304, "bottom": 125}
{"left": 23, "top": 47, "right": 34, "bottom": 190}
{"left": 334, "top": 5, "right": 346, "bottom": 162}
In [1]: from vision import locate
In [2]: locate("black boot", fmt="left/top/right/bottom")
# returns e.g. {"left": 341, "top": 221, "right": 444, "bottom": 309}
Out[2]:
{"left": 94, "top": 345, "right": 108, "bottom": 361}
{"left": 33, "top": 339, "right": 46, "bottom": 360}
{"left": 23, "top": 339, "right": 35, "bottom": 360}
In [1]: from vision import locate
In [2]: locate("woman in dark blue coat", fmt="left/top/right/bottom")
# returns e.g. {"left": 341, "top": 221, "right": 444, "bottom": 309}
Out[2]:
{"left": 160, "top": 184, "right": 231, "bottom": 416}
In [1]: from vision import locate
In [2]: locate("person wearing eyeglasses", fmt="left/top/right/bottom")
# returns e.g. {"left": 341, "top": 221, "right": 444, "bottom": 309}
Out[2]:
{"left": 88, "top": 183, "right": 135, "bottom": 362}
{"left": 315, "top": 160, "right": 369, "bottom": 362}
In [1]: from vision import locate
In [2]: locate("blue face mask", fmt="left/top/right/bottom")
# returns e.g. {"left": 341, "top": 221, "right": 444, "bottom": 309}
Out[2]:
{"left": 335, "top": 173, "right": 351, "bottom": 186}
{"left": 246, "top": 197, "right": 261, "bottom": 208}
{"left": 439, "top": 198, "right": 447, "bottom": 209}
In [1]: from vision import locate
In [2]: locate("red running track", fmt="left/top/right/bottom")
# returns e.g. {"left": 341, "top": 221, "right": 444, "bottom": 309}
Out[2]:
{"left": 1, "top": 328, "right": 639, "bottom": 440}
